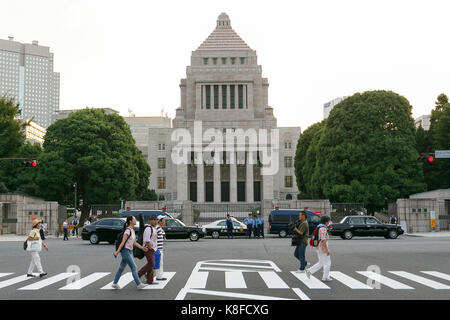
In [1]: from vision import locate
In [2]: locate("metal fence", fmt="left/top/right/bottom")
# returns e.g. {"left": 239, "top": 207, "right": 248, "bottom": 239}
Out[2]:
{"left": 165, "top": 202, "right": 182, "bottom": 220}
{"left": 91, "top": 204, "right": 121, "bottom": 218}
{"left": 192, "top": 203, "right": 261, "bottom": 226}
{"left": 331, "top": 203, "right": 365, "bottom": 215}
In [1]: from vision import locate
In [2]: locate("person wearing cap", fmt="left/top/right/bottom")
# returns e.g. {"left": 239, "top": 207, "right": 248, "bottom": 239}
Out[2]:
{"left": 27, "top": 219, "right": 49, "bottom": 278}
{"left": 226, "top": 214, "right": 234, "bottom": 239}
{"left": 155, "top": 215, "right": 167, "bottom": 281}
{"left": 138, "top": 214, "right": 159, "bottom": 284}
{"left": 257, "top": 213, "right": 265, "bottom": 239}
{"left": 243, "top": 214, "right": 253, "bottom": 239}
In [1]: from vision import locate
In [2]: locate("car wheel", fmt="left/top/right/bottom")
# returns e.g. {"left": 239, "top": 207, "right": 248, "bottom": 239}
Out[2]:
{"left": 279, "top": 229, "right": 288, "bottom": 238}
{"left": 189, "top": 231, "right": 200, "bottom": 241}
{"left": 212, "top": 231, "right": 220, "bottom": 239}
{"left": 388, "top": 230, "right": 398, "bottom": 239}
{"left": 89, "top": 233, "right": 99, "bottom": 245}
{"left": 343, "top": 230, "right": 353, "bottom": 240}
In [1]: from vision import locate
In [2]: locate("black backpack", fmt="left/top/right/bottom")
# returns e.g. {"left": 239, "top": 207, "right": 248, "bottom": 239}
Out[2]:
{"left": 133, "top": 213, "right": 153, "bottom": 259}
{"left": 115, "top": 228, "right": 132, "bottom": 252}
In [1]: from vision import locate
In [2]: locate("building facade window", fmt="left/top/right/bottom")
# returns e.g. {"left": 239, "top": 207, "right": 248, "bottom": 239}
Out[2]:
{"left": 158, "top": 143, "right": 166, "bottom": 151}
{"left": 203, "top": 58, "right": 208, "bottom": 65}
{"left": 231, "top": 57, "right": 236, "bottom": 65}
{"left": 221, "top": 57, "right": 227, "bottom": 65}
{"left": 285, "top": 176, "right": 293, "bottom": 188}
{"left": 212, "top": 58, "right": 217, "bottom": 65}
{"left": 222, "top": 85, "right": 227, "bottom": 109}
{"left": 158, "top": 158, "right": 166, "bottom": 169}
{"left": 230, "top": 85, "right": 235, "bottom": 109}
{"left": 158, "top": 177, "right": 166, "bottom": 189}
{"left": 240, "top": 57, "right": 245, "bottom": 64}
{"left": 205, "top": 85, "right": 211, "bottom": 109}
{"left": 284, "top": 156, "right": 293, "bottom": 168}
{"left": 238, "top": 85, "right": 243, "bottom": 109}
{"left": 214, "top": 85, "right": 219, "bottom": 109}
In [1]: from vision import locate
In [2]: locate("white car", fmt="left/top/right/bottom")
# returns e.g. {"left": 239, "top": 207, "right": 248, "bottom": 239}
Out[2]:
{"left": 202, "top": 217, "right": 248, "bottom": 239}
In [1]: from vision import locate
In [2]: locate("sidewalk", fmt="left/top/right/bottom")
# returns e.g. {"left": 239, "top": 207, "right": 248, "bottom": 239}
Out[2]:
{"left": 404, "top": 231, "right": 450, "bottom": 238}
{"left": 0, "top": 234, "right": 79, "bottom": 242}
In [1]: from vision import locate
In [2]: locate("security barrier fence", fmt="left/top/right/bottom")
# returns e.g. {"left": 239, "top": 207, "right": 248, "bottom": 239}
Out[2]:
{"left": 192, "top": 203, "right": 261, "bottom": 226}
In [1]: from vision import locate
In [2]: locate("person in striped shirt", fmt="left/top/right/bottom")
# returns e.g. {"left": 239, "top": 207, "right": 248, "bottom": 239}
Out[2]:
{"left": 155, "top": 215, "right": 167, "bottom": 281}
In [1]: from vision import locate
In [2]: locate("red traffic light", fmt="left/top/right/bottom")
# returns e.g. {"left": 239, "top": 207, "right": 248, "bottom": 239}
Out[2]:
{"left": 31, "top": 160, "right": 38, "bottom": 167}
{"left": 427, "top": 156, "right": 435, "bottom": 163}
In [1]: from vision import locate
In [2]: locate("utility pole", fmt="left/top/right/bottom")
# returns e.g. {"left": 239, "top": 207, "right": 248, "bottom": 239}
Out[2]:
{"left": 73, "top": 182, "right": 77, "bottom": 216}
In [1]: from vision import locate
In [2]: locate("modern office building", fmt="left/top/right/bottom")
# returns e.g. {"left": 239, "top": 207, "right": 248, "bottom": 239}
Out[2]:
{"left": 414, "top": 114, "right": 431, "bottom": 131}
{"left": 0, "top": 37, "right": 60, "bottom": 128}
{"left": 138, "top": 13, "right": 301, "bottom": 202}
{"left": 323, "top": 96, "right": 347, "bottom": 119}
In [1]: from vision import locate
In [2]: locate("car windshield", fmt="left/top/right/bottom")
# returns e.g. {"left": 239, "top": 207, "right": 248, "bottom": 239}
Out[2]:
{"left": 340, "top": 217, "right": 348, "bottom": 224}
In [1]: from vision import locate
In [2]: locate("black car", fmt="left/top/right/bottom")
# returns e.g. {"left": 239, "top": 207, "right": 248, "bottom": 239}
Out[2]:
{"left": 329, "top": 216, "right": 404, "bottom": 240}
{"left": 81, "top": 217, "right": 205, "bottom": 244}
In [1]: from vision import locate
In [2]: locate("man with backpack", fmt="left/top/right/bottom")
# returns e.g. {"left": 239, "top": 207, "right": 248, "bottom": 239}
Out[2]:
{"left": 138, "top": 214, "right": 159, "bottom": 285}
{"left": 305, "top": 215, "right": 332, "bottom": 282}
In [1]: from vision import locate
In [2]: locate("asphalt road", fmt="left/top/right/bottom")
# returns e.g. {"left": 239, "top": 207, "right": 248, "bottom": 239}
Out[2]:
{"left": 0, "top": 234, "right": 449, "bottom": 300}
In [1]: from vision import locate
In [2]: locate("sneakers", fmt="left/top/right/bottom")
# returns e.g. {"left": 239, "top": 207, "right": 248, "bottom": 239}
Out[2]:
{"left": 137, "top": 283, "right": 148, "bottom": 289}
{"left": 145, "top": 282, "right": 159, "bottom": 285}
{"left": 156, "top": 278, "right": 167, "bottom": 281}
{"left": 305, "top": 269, "right": 311, "bottom": 279}
{"left": 111, "top": 283, "right": 120, "bottom": 289}
{"left": 27, "top": 274, "right": 36, "bottom": 278}
{"left": 295, "top": 269, "right": 306, "bottom": 273}
{"left": 39, "top": 273, "right": 47, "bottom": 278}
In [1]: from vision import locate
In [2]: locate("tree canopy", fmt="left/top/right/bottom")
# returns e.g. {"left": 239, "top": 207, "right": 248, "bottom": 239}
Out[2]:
{"left": 295, "top": 90, "right": 426, "bottom": 212}
{"left": 0, "top": 97, "right": 27, "bottom": 158}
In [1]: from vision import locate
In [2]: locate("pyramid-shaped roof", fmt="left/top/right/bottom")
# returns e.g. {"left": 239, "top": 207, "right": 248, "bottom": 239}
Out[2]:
{"left": 196, "top": 13, "right": 252, "bottom": 51}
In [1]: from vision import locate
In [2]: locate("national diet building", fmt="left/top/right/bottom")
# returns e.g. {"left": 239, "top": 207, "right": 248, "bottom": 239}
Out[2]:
{"left": 128, "top": 13, "right": 300, "bottom": 203}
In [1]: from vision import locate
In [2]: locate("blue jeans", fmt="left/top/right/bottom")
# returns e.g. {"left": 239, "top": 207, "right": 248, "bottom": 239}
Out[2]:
{"left": 113, "top": 249, "right": 141, "bottom": 285}
{"left": 294, "top": 242, "right": 307, "bottom": 270}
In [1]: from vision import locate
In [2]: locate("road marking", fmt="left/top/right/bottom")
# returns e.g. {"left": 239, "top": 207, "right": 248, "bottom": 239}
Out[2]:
{"left": 258, "top": 271, "right": 289, "bottom": 289}
{"left": 329, "top": 271, "right": 373, "bottom": 289}
{"left": 183, "top": 288, "right": 294, "bottom": 300}
{"left": 143, "top": 272, "right": 176, "bottom": 290}
{"left": 101, "top": 272, "right": 135, "bottom": 290}
{"left": 421, "top": 271, "right": 450, "bottom": 282}
{"left": 185, "top": 271, "right": 209, "bottom": 289}
{"left": 225, "top": 272, "right": 247, "bottom": 289}
{"left": 356, "top": 271, "right": 414, "bottom": 289}
{"left": 201, "top": 262, "right": 275, "bottom": 270}
{"left": 0, "top": 273, "right": 13, "bottom": 279}
{"left": 389, "top": 271, "right": 450, "bottom": 290}
{"left": 292, "top": 288, "right": 311, "bottom": 300}
{"left": 18, "top": 273, "right": 77, "bottom": 290}
{"left": 290, "top": 271, "right": 330, "bottom": 289}
{"left": 59, "top": 273, "right": 110, "bottom": 290}
{"left": 0, "top": 275, "right": 33, "bottom": 289}
{"left": 200, "top": 266, "right": 268, "bottom": 273}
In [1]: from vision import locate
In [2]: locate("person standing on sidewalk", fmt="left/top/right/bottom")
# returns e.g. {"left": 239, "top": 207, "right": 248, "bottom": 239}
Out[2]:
{"left": 138, "top": 214, "right": 159, "bottom": 285}
{"left": 390, "top": 214, "right": 398, "bottom": 225}
{"left": 72, "top": 217, "right": 79, "bottom": 237}
{"left": 226, "top": 214, "right": 234, "bottom": 239}
{"left": 257, "top": 213, "right": 265, "bottom": 239}
{"left": 306, "top": 216, "right": 332, "bottom": 282}
{"left": 112, "top": 215, "right": 148, "bottom": 289}
{"left": 244, "top": 214, "right": 253, "bottom": 239}
{"left": 293, "top": 211, "right": 309, "bottom": 273}
{"left": 27, "top": 219, "right": 48, "bottom": 278}
{"left": 155, "top": 215, "right": 167, "bottom": 281}
{"left": 63, "top": 220, "right": 69, "bottom": 241}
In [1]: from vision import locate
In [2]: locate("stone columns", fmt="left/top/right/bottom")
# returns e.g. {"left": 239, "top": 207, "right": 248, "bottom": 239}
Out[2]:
{"left": 230, "top": 152, "right": 237, "bottom": 203}
{"left": 177, "top": 163, "right": 188, "bottom": 201}
{"left": 197, "top": 163, "right": 205, "bottom": 203}
{"left": 214, "top": 162, "right": 221, "bottom": 203}
{"left": 246, "top": 152, "right": 254, "bottom": 203}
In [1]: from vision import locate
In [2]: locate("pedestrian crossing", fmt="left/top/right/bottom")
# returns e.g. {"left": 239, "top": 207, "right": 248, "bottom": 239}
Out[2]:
{"left": 0, "top": 269, "right": 449, "bottom": 293}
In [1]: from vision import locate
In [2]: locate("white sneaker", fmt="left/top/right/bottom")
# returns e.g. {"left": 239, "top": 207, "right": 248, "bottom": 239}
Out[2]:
{"left": 137, "top": 283, "right": 148, "bottom": 289}
{"left": 305, "top": 269, "right": 311, "bottom": 279}
{"left": 296, "top": 269, "right": 305, "bottom": 273}
{"left": 111, "top": 283, "right": 120, "bottom": 289}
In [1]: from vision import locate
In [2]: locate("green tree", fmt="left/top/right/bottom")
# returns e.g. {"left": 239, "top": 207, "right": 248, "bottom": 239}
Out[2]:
{"left": 0, "top": 97, "right": 27, "bottom": 157}
{"left": 425, "top": 93, "right": 450, "bottom": 190}
{"left": 36, "top": 108, "right": 151, "bottom": 223}
{"left": 135, "top": 188, "right": 157, "bottom": 201}
{"left": 312, "top": 91, "right": 426, "bottom": 212}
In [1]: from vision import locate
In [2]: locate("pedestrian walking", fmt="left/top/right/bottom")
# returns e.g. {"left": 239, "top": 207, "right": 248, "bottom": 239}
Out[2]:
{"left": 138, "top": 214, "right": 159, "bottom": 285}
{"left": 293, "top": 211, "right": 309, "bottom": 273}
{"left": 26, "top": 219, "right": 48, "bottom": 278}
{"left": 112, "top": 215, "right": 148, "bottom": 289}
{"left": 72, "top": 217, "right": 79, "bottom": 237}
{"left": 257, "top": 213, "right": 265, "bottom": 239}
{"left": 63, "top": 220, "right": 69, "bottom": 240}
{"left": 244, "top": 214, "right": 253, "bottom": 239}
{"left": 155, "top": 215, "right": 167, "bottom": 281}
{"left": 390, "top": 214, "right": 398, "bottom": 225}
{"left": 306, "top": 216, "right": 332, "bottom": 282}
{"left": 226, "top": 214, "right": 234, "bottom": 239}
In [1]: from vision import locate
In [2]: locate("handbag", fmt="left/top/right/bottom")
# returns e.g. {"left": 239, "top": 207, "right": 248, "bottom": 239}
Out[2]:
{"left": 26, "top": 240, "right": 42, "bottom": 252}
{"left": 291, "top": 236, "right": 300, "bottom": 246}
{"left": 154, "top": 249, "right": 161, "bottom": 270}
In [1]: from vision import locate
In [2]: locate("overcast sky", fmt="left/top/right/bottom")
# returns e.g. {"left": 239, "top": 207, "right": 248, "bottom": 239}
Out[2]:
{"left": 2, "top": 0, "right": 450, "bottom": 131}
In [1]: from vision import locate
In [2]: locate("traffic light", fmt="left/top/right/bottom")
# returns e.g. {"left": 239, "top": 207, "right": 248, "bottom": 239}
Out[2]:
{"left": 417, "top": 153, "right": 435, "bottom": 164}
{"left": 22, "top": 160, "right": 38, "bottom": 167}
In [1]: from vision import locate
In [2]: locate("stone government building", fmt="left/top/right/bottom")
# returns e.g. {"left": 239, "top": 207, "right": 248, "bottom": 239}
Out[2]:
{"left": 126, "top": 13, "right": 300, "bottom": 203}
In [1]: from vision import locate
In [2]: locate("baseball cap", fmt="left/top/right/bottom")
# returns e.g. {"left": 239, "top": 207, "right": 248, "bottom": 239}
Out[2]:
{"left": 157, "top": 215, "right": 166, "bottom": 221}
{"left": 150, "top": 214, "right": 158, "bottom": 220}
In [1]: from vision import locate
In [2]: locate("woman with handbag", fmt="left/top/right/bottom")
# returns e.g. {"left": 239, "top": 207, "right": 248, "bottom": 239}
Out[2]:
{"left": 27, "top": 219, "right": 49, "bottom": 278}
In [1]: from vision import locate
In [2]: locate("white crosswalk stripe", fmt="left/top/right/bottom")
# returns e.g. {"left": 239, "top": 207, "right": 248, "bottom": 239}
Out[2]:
{"left": 101, "top": 272, "right": 136, "bottom": 289}
{"left": 356, "top": 271, "right": 414, "bottom": 289}
{"left": 258, "top": 271, "right": 290, "bottom": 289}
{"left": 421, "top": 271, "right": 450, "bottom": 282}
{"left": 0, "top": 273, "right": 13, "bottom": 279}
{"left": 0, "top": 275, "right": 34, "bottom": 289}
{"left": 18, "top": 273, "right": 77, "bottom": 290}
{"left": 59, "top": 273, "right": 110, "bottom": 290}
{"left": 329, "top": 271, "right": 373, "bottom": 289}
{"left": 290, "top": 271, "right": 330, "bottom": 289}
{"left": 225, "top": 272, "right": 247, "bottom": 289}
{"left": 143, "top": 272, "right": 176, "bottom": 290}
{"left": 185, "top": 271, "right": 209, "bottom": 289}
{"left": 389, "top": 271, "right": 450, "bottom": 290}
